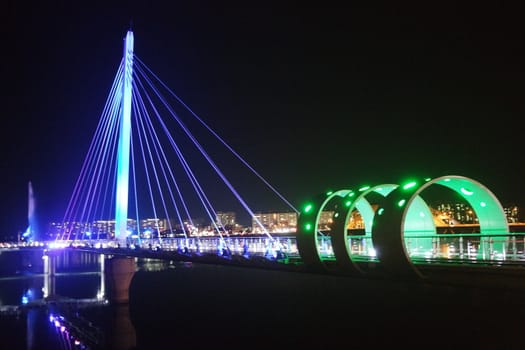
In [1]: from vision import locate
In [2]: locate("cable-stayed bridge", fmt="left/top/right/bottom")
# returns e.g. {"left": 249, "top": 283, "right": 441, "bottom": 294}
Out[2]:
{"left": 55, "top": 30, "right": 297, "bottom": 244}
{"left": 32, "top": 29, "right": 525, "bottom": 285}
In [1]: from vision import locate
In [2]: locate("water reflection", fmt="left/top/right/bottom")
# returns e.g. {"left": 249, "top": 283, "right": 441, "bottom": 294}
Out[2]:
{"left": 0, "top": 249, "right": 189, "bottom": 349}
{"left": 2, "top": 247, "right": 525, "bottom": 349}
{"left": 0, "top": 249, "right": 140, "bottom": 349}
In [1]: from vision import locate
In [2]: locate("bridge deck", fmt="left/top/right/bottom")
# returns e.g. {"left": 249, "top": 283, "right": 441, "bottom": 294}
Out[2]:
{"left": 71, "top": 244, "right": 525, "bottom": 292}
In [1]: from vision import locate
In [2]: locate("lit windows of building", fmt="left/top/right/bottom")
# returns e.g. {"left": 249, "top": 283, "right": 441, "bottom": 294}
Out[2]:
{"left": 504, "top": 205, "right": 520, "bottom": 223}
{"left": 216, "top": 211, "right": 236, "bottom": 227}
{"left": 252, "top": 212, "right": 297, "bottom": 234}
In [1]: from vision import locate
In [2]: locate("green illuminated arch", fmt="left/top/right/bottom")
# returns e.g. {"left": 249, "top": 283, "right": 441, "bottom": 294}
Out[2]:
{"left": 330, "top": 184, "right": 435, "bottom": 274}
{"left": 371, "top": 175, "right": 508, "bottom": 278}
{"left": 296, "top": 189, "right": 352, "bottom": 270}
{"left": 331, "top": 184, "right": 397, "bottom": 274}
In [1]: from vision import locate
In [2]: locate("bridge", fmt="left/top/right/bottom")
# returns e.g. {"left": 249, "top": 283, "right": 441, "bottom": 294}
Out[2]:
{"left": 17, "top": 29, "right": 525, "bottom": 290}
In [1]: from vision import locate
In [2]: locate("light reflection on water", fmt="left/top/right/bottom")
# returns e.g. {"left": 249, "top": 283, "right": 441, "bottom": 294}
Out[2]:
{"left": 0, "top": 249, "right": 174, "bottom": 349}
{"left": 1, "top": 248, "right": 525, "bottom": 349}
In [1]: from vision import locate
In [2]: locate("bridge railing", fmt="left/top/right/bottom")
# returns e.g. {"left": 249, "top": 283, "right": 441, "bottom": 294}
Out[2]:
{"left": 126, "top": 235, "right": 300, "bottom": 259}
{"left": 15, "top": 231, "right": 525, "bottom": 266}
{"left": 315, "top": 231, "right": 525, "bottom": 264}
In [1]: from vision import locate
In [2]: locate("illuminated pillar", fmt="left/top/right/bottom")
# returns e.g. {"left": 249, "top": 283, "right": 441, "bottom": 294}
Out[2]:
{"left": 43, "top": 254, "right": 49, "bottom": 298}
{"left": 115, "top": 30, "right": 134, "bottom": 243}
{"left": 98, "top": 254, "right": 106, "bottom": 300}
{"left": 43, "top": 251, "right": 56, "bottom": 299}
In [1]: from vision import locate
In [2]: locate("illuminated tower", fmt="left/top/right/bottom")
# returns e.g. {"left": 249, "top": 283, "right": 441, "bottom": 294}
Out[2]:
{"left": 115, "top": 30, "right": 134, "bottom": 243}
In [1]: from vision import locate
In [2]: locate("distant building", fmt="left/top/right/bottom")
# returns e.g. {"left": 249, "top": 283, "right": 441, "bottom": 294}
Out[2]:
{"left": 435, "top": 203, "right": 520, "bottom": 224}
{"left": 252, "top": 211, "right": 298, "bottom": 234}
{"left": 435, "top": 203, "right": 477, "bottom": 224}
{"left": 216, "top": 211, "right": 236, "bottom": 227}
{"left": 504, "top": 205, "right": 520, "bottom": 223}
{"left": 43, "top": 203, "right": 522, "bottom": 240}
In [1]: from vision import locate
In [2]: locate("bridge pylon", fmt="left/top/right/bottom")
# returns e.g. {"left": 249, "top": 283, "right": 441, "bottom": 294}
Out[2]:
{"left": 115, "top": 30, "right": 134, "bottom": 245}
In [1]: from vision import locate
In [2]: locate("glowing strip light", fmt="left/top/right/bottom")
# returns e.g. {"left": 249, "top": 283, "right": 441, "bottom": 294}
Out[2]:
{"left": 403, "top": 181, "right": 417, "bottom": 190}
{"left": 461, "top": 187, "right": 474, "bottom": 195}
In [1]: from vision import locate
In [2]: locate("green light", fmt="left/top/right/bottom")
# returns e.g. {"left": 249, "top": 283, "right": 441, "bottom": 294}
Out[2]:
{"left": 347, "top": 192, "right": 355, "bottom": 197}
{"left": 358, "top": 186, "right": 370, "bottom": 192}
{"left": 402, "top": 181, "right": 417, "bottom": 190}
{"left": 461, "top": 187, "right": 473, "bottom": 195}
{"left": 345, "top": 200, "right": 352, "bottom": 207}
{"left": 378, "top": 208, "right": 384, "bottom": 215}
{"left": 305, "top": 223, "right": 312, "bottom": 231}
{"left": 398, "top": 199, "right": 406, "bottom": 207}
{"left": 304, "top": 204, "right": 313, "bottom": 213}
{"left": 334, "top": 212, "right": 339, "bottom": 218}
{"left": 480, "top": 202, "right": 486, "bottom": 207}
{"left": 326, "top": 191, "right": 333, "bottom": 196}
{"left": 424, "top": 177, "right": 431, "bottom": 182}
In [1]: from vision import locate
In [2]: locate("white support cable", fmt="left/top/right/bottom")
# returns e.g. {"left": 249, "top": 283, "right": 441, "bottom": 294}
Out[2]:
{"left": 78, "top": 100, "right": 121, "bottom": 227}
{"left": 130, "top": 129, "right": 141, "bottom": 241}
{"left": 132, "top": 97, "right": 163, "bottom": 244}
{"left": 74, "top": 82, "right": 122, "bottom": 238}
{"left": 61, "top": 51, "right": 300, "bottom": 246}
{"left": 132, "top": 82, "right": 184, "bottom": 237}
{"left": 92, "top": 118, "right": 120, "bottom": 221}
{"left": 133, "top": 66, "right": 224, "bottom": 235}
{"left": 132, "top": 67, "right": 196, "bottom": 231}
{"left": 132, "top": 88, "right": 176, "bottom": 238}
{"left": 60, "top": 63, "right": 125, "bottom": 240}
{"left": 135, "top": 56, "right": 298, "bottom": 214}
{"left": 134, "top": 60, "right": 271, "bottom": 240}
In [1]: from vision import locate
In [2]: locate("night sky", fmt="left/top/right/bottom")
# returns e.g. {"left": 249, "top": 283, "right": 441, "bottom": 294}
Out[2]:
{"left": 2, "top": 2, "right": 524, "bottom": 237}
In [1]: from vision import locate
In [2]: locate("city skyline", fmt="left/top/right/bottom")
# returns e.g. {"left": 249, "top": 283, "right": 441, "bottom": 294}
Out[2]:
{"left": 10, "top": 200, "right": 522, "bottom": 243}
{"left": 3, "top": 2, "right": 524, "bottom": 238}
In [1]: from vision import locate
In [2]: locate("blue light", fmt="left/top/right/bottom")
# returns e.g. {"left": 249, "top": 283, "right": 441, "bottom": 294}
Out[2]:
{"left": 21, "top": 288, "right": 34, "bottom": 305}
{"left": 115, "top": 30, "right": 134, "bottom": 242}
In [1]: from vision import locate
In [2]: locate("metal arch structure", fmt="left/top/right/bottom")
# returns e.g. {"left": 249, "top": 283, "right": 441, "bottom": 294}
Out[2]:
{"left": 296, "top": 190, "right": 352, "bottom": 270}
{"left": 372, "top": 175, "right": 508, "bottom": 278}
{"left": 296, "top": 183, "right": 435, "bottom": 273}
{"left": 295, "top": 184, "right": 428, "bottom": 272}
{"left": 296, "top": 175, "right": 509, "bottom": 279}
{"left": 330, "top": 184, "right": 398, "bottom": 274}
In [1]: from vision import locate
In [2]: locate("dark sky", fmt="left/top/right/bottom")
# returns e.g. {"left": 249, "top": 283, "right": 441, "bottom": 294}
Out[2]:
{"left": 2, "top": 1, "right": 524, "bottom": 236}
